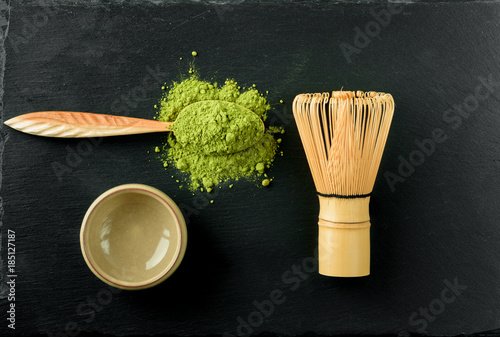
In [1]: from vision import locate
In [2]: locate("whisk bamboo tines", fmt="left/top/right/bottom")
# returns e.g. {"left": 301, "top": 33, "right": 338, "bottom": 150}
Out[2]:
{"left": 293, "top": 91, "right": 394, "bottom": 277}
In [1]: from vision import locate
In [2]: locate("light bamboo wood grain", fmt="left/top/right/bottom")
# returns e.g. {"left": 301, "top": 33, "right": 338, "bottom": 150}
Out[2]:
{"left": 4, "top": 111, "right": 173, "bottom": 138}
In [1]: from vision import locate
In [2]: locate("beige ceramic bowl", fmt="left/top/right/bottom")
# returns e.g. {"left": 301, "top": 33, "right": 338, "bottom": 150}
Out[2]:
{"left": 80, "top": 184, "right": 187, "bottom": 290}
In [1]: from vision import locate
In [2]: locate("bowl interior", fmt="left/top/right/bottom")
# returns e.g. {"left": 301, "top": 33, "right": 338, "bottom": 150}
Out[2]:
{"left": 83, "top": 188, "right": 181, "bottom": 287}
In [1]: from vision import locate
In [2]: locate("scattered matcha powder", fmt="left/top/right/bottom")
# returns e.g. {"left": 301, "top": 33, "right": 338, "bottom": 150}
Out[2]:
{"left": 156, "top": 72, "right": 283, "bottom": 190}
{"left": 256, "top": 163, "right": 265, "bottom": 173}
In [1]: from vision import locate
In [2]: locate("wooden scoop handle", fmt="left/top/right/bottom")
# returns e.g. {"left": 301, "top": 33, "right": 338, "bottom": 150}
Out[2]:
{"left": 4, "top": 111, "right": 173, "bottom": 138}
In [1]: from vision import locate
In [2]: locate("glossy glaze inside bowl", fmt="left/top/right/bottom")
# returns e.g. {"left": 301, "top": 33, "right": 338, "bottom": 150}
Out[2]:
{"left": 81, "top": 185, "right": 186, "bottom": 289}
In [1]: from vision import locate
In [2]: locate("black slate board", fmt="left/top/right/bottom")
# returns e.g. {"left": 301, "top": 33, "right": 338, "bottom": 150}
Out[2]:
{"left": 1, "top": 1, "right": 500, "bottom": 336}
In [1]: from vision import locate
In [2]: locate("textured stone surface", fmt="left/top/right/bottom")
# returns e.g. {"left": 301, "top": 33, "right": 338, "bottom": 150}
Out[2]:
{"left": 1, "top": 1, "right": 500, "bottom": 336}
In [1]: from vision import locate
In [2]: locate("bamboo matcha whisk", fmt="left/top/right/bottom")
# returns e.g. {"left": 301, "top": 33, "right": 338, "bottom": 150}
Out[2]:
{"left": 293, "top": 91, "right": 394, "bottom": 277}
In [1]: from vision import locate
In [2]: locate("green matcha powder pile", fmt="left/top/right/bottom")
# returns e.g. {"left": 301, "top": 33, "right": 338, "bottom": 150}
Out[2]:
{"left": 154, "top": 72, "right": 284, "bottom": 191}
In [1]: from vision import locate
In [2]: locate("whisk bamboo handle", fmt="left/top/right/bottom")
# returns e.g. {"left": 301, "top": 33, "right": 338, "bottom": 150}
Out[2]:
{"left": 318, "top": 196, "right": 371, "bottom": 277}
{"left": 317, "top": 196, "right": 371, "bottom": 277}
{"left": 4, "top": 111, "right": 173, "bottom": 138}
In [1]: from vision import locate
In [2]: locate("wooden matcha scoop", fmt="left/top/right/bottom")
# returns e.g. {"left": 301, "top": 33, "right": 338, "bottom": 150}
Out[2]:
{"left": 4, "top": 100, "right": 265, "bottom": 154}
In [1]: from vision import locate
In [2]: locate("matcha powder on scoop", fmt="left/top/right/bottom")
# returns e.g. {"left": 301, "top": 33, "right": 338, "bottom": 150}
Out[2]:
{"left": 155, "top": 73, "right": 284, "bottom": 191}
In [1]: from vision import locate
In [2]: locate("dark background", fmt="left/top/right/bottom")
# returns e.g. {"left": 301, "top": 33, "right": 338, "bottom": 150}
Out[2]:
{"left": 1, "top": 1, "right": 500, "bottom": 336}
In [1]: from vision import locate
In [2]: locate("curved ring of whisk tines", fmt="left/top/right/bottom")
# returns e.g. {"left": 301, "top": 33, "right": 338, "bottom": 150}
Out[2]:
{"left": 292, "top": 91, "right": 394, "bottom": 197}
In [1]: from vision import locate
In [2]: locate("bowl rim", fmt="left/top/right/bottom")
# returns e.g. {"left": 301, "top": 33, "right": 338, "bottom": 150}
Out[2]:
{"left": 80, "top": 183, "right": 187, "bottom": 289}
